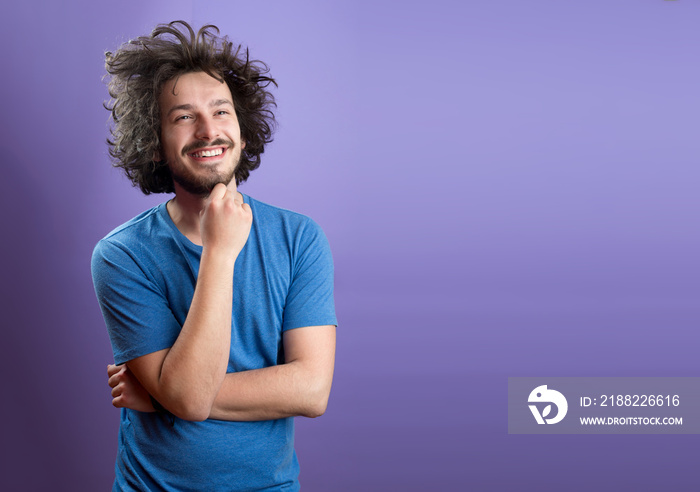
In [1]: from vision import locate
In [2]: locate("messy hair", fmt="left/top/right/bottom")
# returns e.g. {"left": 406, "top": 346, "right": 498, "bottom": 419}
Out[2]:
{"left": 104, "top": 20, "right": 277, "bottom": 193}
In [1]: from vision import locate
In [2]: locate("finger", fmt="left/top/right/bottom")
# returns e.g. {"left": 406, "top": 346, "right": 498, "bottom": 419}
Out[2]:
{"left": 107, "top": 363, "right": 124, "bottom": 377}
{"left": 108, "top": 366, "right": 126, "bottom": 385}
{"left": 111, "top": 384, "right": 122, "bottom": 398}
{"left": 209, "top": 182, "right": 227, "bottom": 201}
{"left": 108, "top": 373, "right": 121, "bottom": 388}
{"left": 112, "top": 396, "right": 123, "bottom": 408}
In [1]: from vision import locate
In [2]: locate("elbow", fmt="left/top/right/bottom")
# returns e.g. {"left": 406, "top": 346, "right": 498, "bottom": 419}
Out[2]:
{"left": 304, "top": 402, "right": 327, "bottom": 419}
{"left": 157, "top": 373, "right": 218, "bottom": 422}
{"left": 159, "top": 394, "right": 214, "bottom": 422}
{"left": 301, "top": 387, "right": 331, "bottom": 418}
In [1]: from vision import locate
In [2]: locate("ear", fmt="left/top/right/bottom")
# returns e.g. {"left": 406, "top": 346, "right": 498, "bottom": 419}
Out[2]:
{"left": 241, "top": 139, "right": 246, "bottom": 151}
{"left": 153, "top": 149, "right": 162, "bottom": 162}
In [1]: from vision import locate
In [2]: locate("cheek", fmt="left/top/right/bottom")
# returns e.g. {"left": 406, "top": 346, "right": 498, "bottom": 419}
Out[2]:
{"left": 160, "top": 131, "right": 184, "bottom": 157}
{"left": 233, "top": 125, "right": 245, "bottom": 150}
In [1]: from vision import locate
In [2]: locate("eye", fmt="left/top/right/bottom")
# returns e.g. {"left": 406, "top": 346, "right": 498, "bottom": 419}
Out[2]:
{"left": 215, "top": 110, "right": 229, "bottom": 116}
{"left": 176, "top": 115, "right": 192, "bottom": 121}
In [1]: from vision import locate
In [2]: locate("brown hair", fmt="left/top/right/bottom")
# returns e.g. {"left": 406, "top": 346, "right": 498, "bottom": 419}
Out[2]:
{"left": 105, "top": 20, "right": 277, "bottom": 193}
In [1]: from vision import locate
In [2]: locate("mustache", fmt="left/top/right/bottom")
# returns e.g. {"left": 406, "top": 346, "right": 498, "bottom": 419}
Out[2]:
{"left": 181, "top": 138, "right": 234, "bottom": 156}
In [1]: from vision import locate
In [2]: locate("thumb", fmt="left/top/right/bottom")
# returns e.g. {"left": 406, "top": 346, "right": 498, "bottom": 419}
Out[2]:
{"left": 208, "top": 182, "right": 228, "bottom": 201}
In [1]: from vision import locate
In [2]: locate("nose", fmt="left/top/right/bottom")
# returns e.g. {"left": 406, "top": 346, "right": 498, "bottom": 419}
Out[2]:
{"left": 194, "top": 115, "right": 218, "bottom": 140}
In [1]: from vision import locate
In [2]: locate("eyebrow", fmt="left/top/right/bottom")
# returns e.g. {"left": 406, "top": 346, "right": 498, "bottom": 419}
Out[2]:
{"left": 167, "top": 99, "right": 234, "bottom": 116}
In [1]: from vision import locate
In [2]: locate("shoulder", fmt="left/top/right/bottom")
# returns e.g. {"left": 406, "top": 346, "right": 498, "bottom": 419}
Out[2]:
{"left": 91, "top": 203, "right": 172, "bottom": 271}
{"left": 245, "top": 194, "right": 328, "bottom": 241}
{"left": 245, "top": 194, "right": 315, "bottom": 225}
{"left": 98, "top": 203, "right": 163, "bottom": 242}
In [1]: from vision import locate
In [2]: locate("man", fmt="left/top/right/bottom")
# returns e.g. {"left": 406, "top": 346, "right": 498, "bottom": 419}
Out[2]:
{"left": 91, "top": 21, "right": 337, "bottom": 491}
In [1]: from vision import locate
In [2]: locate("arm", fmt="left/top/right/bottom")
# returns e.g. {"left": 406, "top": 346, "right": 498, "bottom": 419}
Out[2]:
{"left": 124, "top": 184, "right": 251, "bottom": 421}
{"left": 108, "top": 324, "right": 336, "bottom": 421}
{"left": 209, "top": 324, "right": 336, "bottom": 421}
{"left": 107, "top": 202, "right": 336, "bottom": 422}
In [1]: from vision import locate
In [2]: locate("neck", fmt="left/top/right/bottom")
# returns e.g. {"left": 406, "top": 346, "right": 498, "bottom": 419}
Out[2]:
{"left": 167, "top": 181, "right": 240, "bottom": 246}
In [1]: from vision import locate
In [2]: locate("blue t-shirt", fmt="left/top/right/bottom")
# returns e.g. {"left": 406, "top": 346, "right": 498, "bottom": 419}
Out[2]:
{"left": 91, "top": 193, "right": 337, "bottom": 491}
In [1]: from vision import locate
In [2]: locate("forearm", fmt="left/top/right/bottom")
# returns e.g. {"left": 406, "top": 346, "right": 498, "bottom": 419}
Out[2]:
{"left": 164, "top": 251, "right": 233, "bottom": 395}
{"left": 110, "top": 360, "right": 328, "bottom": 421}
{"left": 131, "top": 249, "right": 235, "bottom": 420}
{"left": 209, "top": 362, "right": 332, "bottom": 421}
{"left": 208, "top": 325, "right": 336, "bottom": 421}
{"left": 113, "top": 326, "right": 336, "bottom": 421}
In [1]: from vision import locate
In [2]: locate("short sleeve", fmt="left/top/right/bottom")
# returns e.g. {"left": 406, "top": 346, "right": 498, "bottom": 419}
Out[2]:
{"left": 281, "top": 220, "right": 337, "bottom": 331}
{"left": 91, "top": 239, "right": 181, "bottom": 364}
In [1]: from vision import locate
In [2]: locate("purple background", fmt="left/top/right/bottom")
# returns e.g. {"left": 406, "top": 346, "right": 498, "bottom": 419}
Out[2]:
{"left": 1, "top": 1, "right": 698, "bottom": 490}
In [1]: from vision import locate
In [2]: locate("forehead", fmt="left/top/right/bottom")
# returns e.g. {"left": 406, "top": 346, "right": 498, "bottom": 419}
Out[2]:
{"left": 159, "top": 71, "right": 233, "bottom": 111}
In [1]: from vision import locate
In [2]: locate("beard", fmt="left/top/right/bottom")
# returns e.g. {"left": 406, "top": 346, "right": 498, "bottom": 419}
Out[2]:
{"left": 170, "top": 162, "right": 237, "bottom": 197}
{"left": 168, "top": 139, "right": 239, "bottom": 197}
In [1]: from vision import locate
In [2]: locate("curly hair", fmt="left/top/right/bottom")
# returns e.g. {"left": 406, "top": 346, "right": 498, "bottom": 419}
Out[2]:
{"left": 104, "top": 20, "right": 277, "bottom": 194}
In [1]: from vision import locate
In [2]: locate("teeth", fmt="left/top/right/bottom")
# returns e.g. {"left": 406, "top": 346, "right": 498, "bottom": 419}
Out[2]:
{"left": 192, "top": 148, "right": 224, "bottom": 158}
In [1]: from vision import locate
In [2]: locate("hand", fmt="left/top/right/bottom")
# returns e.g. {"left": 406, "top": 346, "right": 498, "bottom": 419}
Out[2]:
{"left": 108, "top": 363, "right": 155, "bottom": 413}
{"left": 199, "top": 183, "right": 252, "bottom": 256}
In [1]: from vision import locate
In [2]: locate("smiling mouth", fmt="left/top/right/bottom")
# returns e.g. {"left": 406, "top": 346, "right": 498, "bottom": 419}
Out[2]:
{"left": 190, "top": 147, "right": 224, "bottom": 158}
{"left": 186, "top": 147, "right": 228, "bottom": 161}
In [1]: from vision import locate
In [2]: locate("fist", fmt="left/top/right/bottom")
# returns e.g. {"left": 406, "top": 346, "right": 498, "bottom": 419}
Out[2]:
{"left": 107, "top": 364, "right": 155, "bottom": 413}
{"left": 199, "top": 183, "right": 253, "bottom": 256}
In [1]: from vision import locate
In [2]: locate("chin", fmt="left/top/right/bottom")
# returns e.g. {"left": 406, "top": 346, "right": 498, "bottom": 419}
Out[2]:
{"left": 173, "top": 170, "right": 236, "bottom": 197}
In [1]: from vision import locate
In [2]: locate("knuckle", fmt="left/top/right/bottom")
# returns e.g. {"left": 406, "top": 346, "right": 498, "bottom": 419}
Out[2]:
{"left": 111, "top": 385, "right": 122, "bottom": 397}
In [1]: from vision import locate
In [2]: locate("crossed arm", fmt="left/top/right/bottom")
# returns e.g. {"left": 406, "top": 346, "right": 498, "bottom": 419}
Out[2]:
{"left": 108, "top": 324, "right": 336, "bottom": 421}
{"left": 105, "top": 185, "right": 336, "bottom": 422}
